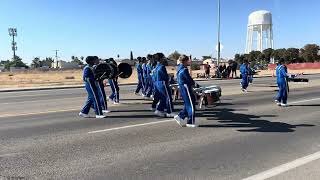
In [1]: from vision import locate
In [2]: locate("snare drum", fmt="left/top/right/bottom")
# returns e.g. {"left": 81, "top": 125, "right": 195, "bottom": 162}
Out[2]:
{"left": 203, "top": 89, "right": 221, "bottom": 105}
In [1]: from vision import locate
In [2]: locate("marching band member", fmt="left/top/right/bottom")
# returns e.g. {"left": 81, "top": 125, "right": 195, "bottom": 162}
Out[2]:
{"left": 142, "top": 57, "right": 149, "bottom": 98}
{"left": 151, "top": 54, "right": 160, "bottom": 111}
{"left": 275, "top": 59, "right": 289, "bottom": 107}
{"left": 107, "top": 58, "right": 120, "bottom": 105}
{"left": 135, "top": 57, "right": 145, "bottom": 96}
{"left": 144, "top": 54, "right": 153, "bottom": 98}
{"left": 240, "top": 60, "right": 250, "bottom": 92}
{"left": 174, "top": 55, "right": 197, "bottom": 128}
{"left": 79, "top": 56, "right": 106, "bottom": 118}
{"left": 93, "top": 57, "right": 110, "bottom": 114}
{"left": 153, "top": 53, "right": 175, "bottom": 118}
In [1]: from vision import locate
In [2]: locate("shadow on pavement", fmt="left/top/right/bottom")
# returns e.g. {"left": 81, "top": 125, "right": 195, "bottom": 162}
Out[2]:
{"left": 289, "top": 104, "right": 320, "bottom": 107}
{"left": 197, "top": 107, "right": 315, "bottom": 133}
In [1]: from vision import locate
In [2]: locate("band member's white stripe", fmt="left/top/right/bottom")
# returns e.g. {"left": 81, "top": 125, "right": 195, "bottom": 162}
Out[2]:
{"left": 97, "top": 82, "right": 107, "bottom": 110}
{"left": 88, "top": 81, "right": 101, "bottom": 115}
{"left": 163, "top": 81, "right": 172, "bottom": 113}
{"left": 111, "top": 79, "right": 118, "bottom": 102}
{"left": 184, "top": 84, "right": 195, "bottom": 124}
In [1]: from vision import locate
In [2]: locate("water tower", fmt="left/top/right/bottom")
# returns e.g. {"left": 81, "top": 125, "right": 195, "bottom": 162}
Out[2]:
{"left": 245, "top": 10, "right": 274, "bottom": 54}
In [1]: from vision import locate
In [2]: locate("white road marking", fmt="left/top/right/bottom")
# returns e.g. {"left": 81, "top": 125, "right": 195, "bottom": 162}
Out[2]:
{"left": 0, "top": 152, "right": 25, "bottom": 158}
{"left": 243, "top": 151, "right": 320, "bottom": 180}
{"left": 0, "top": 109, "right": 79, "bottom": 118}
{"left": 88, "top": 119, "right": 174, "bottom": 134}
{"left": 0, "top": 97, "right": 82, "bottom": 105}
{"left": 290, "top": 97, "right": 320, "bottom": 105}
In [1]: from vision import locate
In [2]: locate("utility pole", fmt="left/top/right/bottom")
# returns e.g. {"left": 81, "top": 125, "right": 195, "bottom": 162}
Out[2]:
{"left": 54, "top": 50, "right": 59, "bottom": 62}
{"left": 217, "top": 0, "right": 221, "bottom": 67}
{"left": 8, "top": 28, "right": 17, "bottom": 61}
{"left": 53, "top": 50, "right": 59, "bottom": 68}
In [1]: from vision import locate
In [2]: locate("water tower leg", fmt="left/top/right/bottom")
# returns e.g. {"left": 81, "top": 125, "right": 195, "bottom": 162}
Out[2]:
{"left": 246, "top": 27, "right": 249, "bottom": 53}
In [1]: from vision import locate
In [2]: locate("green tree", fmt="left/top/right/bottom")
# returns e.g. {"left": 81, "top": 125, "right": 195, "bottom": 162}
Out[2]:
{"left": 168, "top": 51, "right": 181, "bottom": 61}
{"left": 71, "top": 56, "right": 84, "bottom": 65}
{"left": 286, "top": 48, "right": 300, "bottom": 63}
{"left": 42, "top": 57, "right": 54, "bottom": 67}
{"left": 262, "top": 48, "right": 274, "bottom": 63}
{"left": 31, "top": 57, "right": 42, "bottom": 68}
{"left": 248, "top": 51, "right": 261, "bottom": 62}
{"left": 272, "top": 48, "right": 286, "bottom": 61}
{"left": 300, "top": 44, "right": 320, "bottom": 62}
{"left": 202, "top": 56, "right": 212, "bottom": 61}
{"left": 234, "top": 54, "right": 241, "bottom": 63}
{"left": 5, "top": 56, "right": 28, "bottom": 70}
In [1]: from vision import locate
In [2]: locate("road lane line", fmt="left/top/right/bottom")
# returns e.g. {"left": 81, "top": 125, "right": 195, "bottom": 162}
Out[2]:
{"left": 0, "top": 97, "right": 82, "bottom": 105}
{"left": 243, "top": 151, "right": 320, "bottom": 180}
{"left": 0, "top": 109, "right": 79, "bottom": 118}
{"left": 290, "top": 97, "right": 320, "bottom": 105}
{"left": 88, "top": 119, "right": 174, "bottom": 134}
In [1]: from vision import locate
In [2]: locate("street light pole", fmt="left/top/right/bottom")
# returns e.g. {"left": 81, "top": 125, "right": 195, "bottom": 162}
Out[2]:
{"left": 8, "top": 28, "right": 17, "bottom": 61}
{"left": 217, "top": 0, "right": 221, "bottom": 67}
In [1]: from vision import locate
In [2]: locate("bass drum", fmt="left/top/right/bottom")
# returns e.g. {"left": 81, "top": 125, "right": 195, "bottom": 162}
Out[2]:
{"left": 118, "top": 63, "right": 132, "bottom": 79}
{"left": 94, "top": 63, "right": 114, "bottom": 80}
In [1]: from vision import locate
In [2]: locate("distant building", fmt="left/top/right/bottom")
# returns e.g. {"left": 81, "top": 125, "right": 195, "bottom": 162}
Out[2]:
{"left": 52, "top": 61, "right": 80, "bottom": 69}
{"left": 0, "top": 66, "right": 5, "bottom": 72}
{"left": 10, "top": 67, "right": 26, "bottom": 72}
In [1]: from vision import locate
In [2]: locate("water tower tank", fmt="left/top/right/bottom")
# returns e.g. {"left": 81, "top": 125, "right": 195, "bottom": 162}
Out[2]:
{"left": 245, "top": 10, "right": 274, "bottom": 54}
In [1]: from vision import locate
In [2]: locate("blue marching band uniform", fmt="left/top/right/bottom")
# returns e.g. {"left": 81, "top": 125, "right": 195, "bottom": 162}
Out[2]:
{"left": 153, "top": 62, "right": 175, "bottom": 117}
{"left": 275, "top": 63, "right": 289, "bottom": 107}
{"left": 135, "top": 61, "right": 145, "bottom": 96}
{"left": 175, "top": 63, "right": 196, "bottom": 127}
{"left": 79, "top": 55, "right": 289, "bottom": 126}
{"left": 108, "top": 77, "right": 120, "bottom": 104}
{"left": 240, "top": 62, "right": 249, "bottom": 92}
{"left": 79, "top": 63, "right": 106, "bottom": 118}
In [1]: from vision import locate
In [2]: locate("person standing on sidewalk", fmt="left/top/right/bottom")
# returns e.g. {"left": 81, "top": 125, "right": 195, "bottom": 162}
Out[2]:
{"left": 205, "top": 62, "right": 211, "bottom": 79}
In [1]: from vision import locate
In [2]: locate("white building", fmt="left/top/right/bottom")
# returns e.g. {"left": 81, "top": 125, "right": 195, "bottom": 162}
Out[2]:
{"left": 52, "top": 61, "right": 80, "bottom": 69}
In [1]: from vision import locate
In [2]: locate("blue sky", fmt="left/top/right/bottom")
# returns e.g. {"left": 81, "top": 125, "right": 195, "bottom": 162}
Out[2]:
{"left": 0, "top": 0, "right": 319, "bottom": 64}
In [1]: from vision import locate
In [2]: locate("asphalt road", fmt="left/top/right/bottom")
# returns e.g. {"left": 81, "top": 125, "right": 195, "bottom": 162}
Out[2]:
{"left": 0, "top": 75, "right": 320, "bottom": 180}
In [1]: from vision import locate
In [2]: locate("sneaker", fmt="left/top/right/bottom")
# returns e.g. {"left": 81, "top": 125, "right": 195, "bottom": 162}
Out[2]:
{"left": 134, "top": 92, "right": 140, "bottom": 96}
{"left": 154, "top": 110, "right": 166, "bottom": 117}
{"left": 241, "top": 88, "right": 246, "bottom": 92}
{"left": 281, "top": 103, "right": 288, "bottom": 107}
{"left": 95, "top": 115, "right": 106, "bottom": 119}
{"left": 275, "top": 99, "right": 279, "bottom": 103}
{"left": 166, "top": 113, "right": 177, "bottom": 118}
{"left": 79, "top": 112, "right": 90, "bottom": 118}
{"left": 113, "top": 102, "right": 120, "bottom": 105}
{"left": 106, "top": 97, "right": 111, "bottom": 101}
{"left": 174, "top": 115, "right": 185, "bottom": 127}
{"left": 186, "top": 124, "right": 198, "bottom": 128}
{"left": 103, "top": 110, "right": 111, "bottom": 114}
{"left": 277, "top": 103, "right": 281, "bottom": 106}
{"left": 150, "top": 107, "right": 156, "bottom": 111}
